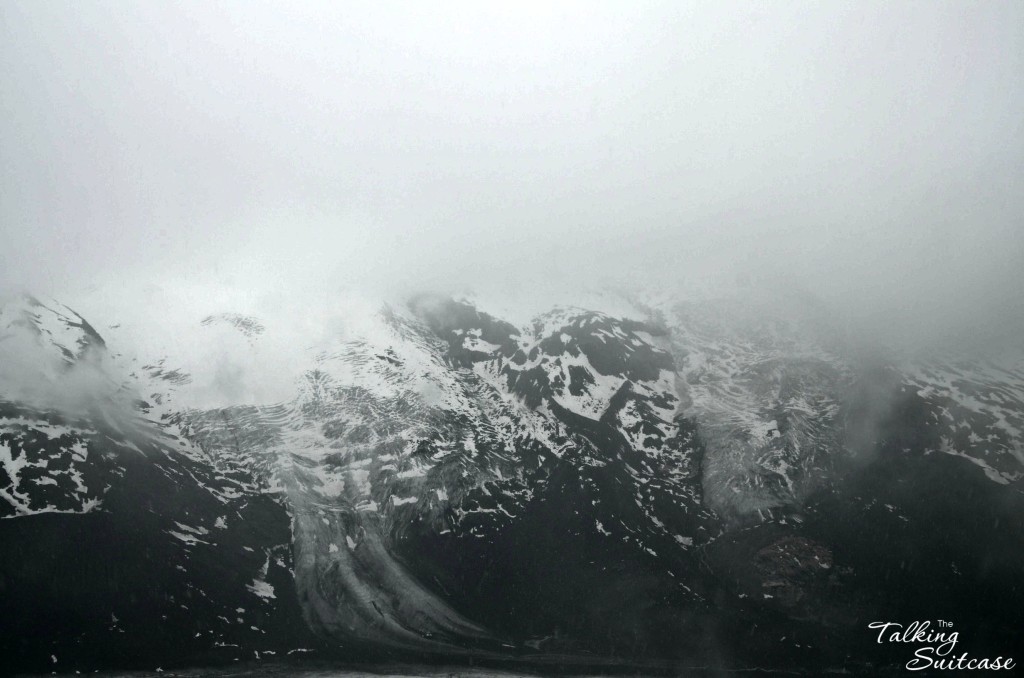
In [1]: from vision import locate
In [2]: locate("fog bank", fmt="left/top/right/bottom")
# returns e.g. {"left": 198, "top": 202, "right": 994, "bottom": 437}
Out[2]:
{"left": 2, "top": 1, "right": 1022, "bottom": 352}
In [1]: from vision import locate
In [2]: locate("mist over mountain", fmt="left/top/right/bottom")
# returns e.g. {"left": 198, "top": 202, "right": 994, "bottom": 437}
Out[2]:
{"left": 2, "top": 1, "right": 1023, "bottom": 675}
{"left": 3, "top": 1, "right": 1023, "bottom": 352}
{"left": 2, "top": 285, "right": 1022, "bottom": 675}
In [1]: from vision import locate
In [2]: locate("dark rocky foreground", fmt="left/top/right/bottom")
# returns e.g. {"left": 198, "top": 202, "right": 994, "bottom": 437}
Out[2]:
{"left": 1, "top": 294, "right": 1022, "bottom": 676}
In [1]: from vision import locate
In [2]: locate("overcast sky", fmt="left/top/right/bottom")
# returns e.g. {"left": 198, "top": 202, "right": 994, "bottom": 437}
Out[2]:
{"left": 2, "top": 1, "right": 1022, "bottom": 348}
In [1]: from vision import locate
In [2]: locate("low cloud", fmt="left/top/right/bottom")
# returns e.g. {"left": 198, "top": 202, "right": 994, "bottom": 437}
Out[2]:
{"left": 1, "top": 1, "right": 1021, "bottom": 357}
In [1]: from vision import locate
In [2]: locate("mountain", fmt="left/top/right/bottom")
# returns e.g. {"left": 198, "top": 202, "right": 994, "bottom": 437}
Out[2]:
{"left": 0, "top": 297, "right": 313, "bottom": 673}
{"left": 1, "top": 290, "right": 1022, "bottom": 675}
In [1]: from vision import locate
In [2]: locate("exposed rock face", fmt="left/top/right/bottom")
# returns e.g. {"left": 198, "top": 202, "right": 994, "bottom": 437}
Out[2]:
{"left": 753, "top": 536, "right": 835, "bottom": 608}
{"left": 2, "top": 291, "right": 1022, "bottom": 674}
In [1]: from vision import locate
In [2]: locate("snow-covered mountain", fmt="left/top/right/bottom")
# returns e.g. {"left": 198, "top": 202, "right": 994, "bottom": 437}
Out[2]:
{"left": 0, "top": 297, "right": 311, "bottom": 672}
{"left": 2, "top": 290, "right": 1022, "bottom": 674}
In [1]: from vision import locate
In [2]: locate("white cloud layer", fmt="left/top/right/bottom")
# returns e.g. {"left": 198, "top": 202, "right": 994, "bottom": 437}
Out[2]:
{"left": 2, "top": 1, "right": 1022, "bottom": 353}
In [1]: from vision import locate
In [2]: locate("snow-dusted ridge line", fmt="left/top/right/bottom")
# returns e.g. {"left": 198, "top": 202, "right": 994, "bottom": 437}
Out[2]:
{"left": 3, "top": 289, "right": 1024, "bottom": 663}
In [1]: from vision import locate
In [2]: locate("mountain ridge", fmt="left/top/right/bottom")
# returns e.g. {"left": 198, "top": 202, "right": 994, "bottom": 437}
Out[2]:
{"left": 2, "top": 289, "right": 1022, "bottom": 674}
